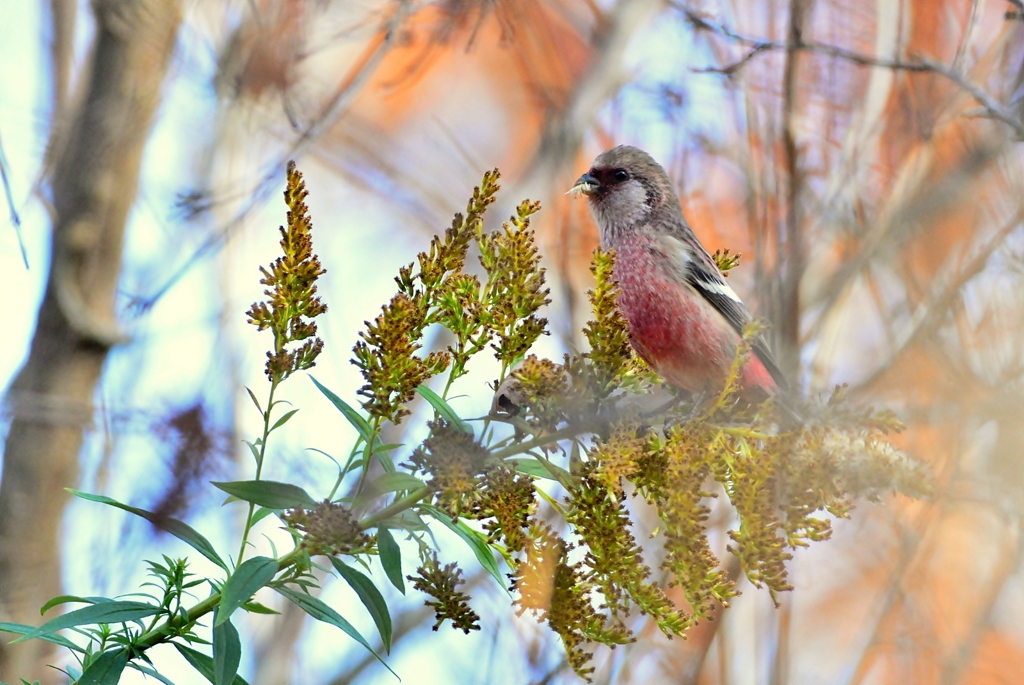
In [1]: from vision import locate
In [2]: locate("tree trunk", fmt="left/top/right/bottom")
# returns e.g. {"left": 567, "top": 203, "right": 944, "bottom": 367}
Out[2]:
{"left": 0, "top": 1, "right": 182, "bottom": 681}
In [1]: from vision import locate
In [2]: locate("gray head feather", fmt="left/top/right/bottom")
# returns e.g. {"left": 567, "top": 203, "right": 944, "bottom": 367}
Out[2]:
{"left": 578, "top": 146, "right": 684, "bottom": 243}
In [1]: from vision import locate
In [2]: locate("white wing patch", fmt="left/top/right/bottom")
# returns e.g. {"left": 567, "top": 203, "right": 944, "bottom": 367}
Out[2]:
{"left": 656, "top": 233, "right": 743, "bottom": 304}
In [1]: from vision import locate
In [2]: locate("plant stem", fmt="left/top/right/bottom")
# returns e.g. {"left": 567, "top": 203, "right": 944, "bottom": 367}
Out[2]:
{"left": 489, "top": 421, "right": 600, "bottom": 461}
{"left": 359, "top": 486, "right": 430, "bottom": 530}
{"left": 354, "top": 416, "right": 383, "bottom": 495}
{"left": 134, "top": 548, "right": 302, "bottom": 652}
{"left": 237, "top": 379, "right": 279, "bottom": 564}
{"left": 135, "top": 592, "right": 221, "bottom": 650}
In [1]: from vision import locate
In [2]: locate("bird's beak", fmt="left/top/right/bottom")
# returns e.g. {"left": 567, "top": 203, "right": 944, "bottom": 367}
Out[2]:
{"left": 567, "top": 172, "right": 599, "bottom": 197}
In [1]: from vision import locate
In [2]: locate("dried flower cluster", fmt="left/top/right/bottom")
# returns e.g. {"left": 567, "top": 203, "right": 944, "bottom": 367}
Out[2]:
{"left": 352, "top": 170, "right": 551, "bottom": 423}
{"left": 405, "top": 419, "right": 494, "bottom": 517}
{"left": 408, "top": 553, "right": 481, "bottom": 634}
{"left": 512, "top": 522, "right": 632, "bottom": 680}
{"left": 476, "top": 198, "right": 549, "bottom": 364}
{"left": 246, "top": 161, "right": 327, "bottom": 382}
{"left": 282, "top": 500, "right": 370, "bottom": 556}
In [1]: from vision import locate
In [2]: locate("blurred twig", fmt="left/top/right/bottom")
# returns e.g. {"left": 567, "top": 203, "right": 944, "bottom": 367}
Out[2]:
{"left": 777, "top": 0, "right": 810, "bottom": 380}
{"left": 672, "top": 3, "right": 1024, "bottom": 140}
{"left": 856, "top": 208, "right": 1024, "bottom": 394}
{"left": 844, "top": 509, "right": 938, "bottom": 685}
{"left": 805, "top": 142, "right": 1003, "bottom": 317}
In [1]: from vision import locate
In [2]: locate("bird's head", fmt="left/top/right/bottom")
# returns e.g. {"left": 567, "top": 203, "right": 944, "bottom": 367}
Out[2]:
{"left": 569, "top": 145, "right": 678, "bottom": 241}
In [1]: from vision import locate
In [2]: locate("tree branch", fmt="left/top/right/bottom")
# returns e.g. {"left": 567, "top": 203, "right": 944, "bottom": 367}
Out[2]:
{"left": 674, "top": 3, "right": 1024, "bottom": 140}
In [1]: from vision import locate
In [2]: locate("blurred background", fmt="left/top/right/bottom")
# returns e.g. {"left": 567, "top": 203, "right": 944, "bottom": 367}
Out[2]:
{"left": 1, "top": 0, "right": 1023, "bottom": 683}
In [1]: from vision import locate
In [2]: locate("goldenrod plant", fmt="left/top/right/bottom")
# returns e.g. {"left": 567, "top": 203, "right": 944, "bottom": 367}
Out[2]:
{"left": 0, "top": 163, "right": 929, "bottom": 684}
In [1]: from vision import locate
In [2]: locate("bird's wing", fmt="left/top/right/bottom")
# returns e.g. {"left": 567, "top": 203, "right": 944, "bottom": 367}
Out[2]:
{"left": 655, "top": 232, "right": 789, "bottom": 390}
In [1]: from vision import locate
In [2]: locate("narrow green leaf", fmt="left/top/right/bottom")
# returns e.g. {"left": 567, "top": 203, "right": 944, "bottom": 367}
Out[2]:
{"left": 507, "top": 458, "right": 552, "bottom": 479}
{"left": 211, "top": 481, "right": 316, "bottom": 509}
{"left": 77, "top": 649, "right": 128, "bottom": 685}
{"left": 0, "top": 622, "right": 83, "bottom": 652}
{"left": 420, "top": 505, "right": 504, "bottom": 587}
{"left": 213, "top": 615, "right": 241, "bottom": 685}
{"left": 245, "top": 388, "right": 262, "bottom": 414}
{"left": 372, "top": 443, "right": 404, "bottom": 454}
{"left": 244, "top": 441, "right": 261, "bottom": 464}
{"left": 175, "top": 644, "right": 251, "bottom": 685}
{"left": 251, "top": 507, "right": 277, "bottom": 526}
{"left": 39, "top": 595, "right": 95, "bottom": 615}
{"left": 311, "top": 376, "right": 372, "bottom": 442}
{"left": 11, "top": 601, "right": 161, "bottom": 643}
{"left": 371, "top": 436, "right": 397, "bottom": 474}
{"left": 274, "top": 587, "right": 396, "bottom": 677}
{"left": 376, "top": 527, "right": 405, "bottom": 595}
{"left": 68, "top": 490, "right": 227, "bottom": 570}
{"left": 216, "top": 557, "right": 279, "bottom": 626}
{"left": 415, "top": 385, "right": 473, "bottom": 434}
{"left": 240, "top": 600, "right": 280, "bottom": 615}
{"left": 307, "top": 447, "right": 342, "bottom": 471}
{"left": 330, "top": 558, "right": 393, "bottom": 652}
{"left": 355, "top": 472, "right": 425, "bottom": 509}
{"left": 128, "top": 661, "right": 178, "bottom": 685}
{"left": 370, "top": 472, "right": 424, "bottom": 493}
{"left": 270, "top": 408, "right": 300, "bottom": 432}
{"left": 508, "top": 457, "right": 571, "bottom": 481}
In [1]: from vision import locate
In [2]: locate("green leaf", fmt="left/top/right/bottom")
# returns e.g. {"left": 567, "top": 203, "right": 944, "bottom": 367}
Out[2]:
{"left": 77, "top": 649, "right": 128, "bottom": 685}
{"left": 416, "top": 385, "right": 473, "bottom": 434}
{"left": 371, "top": 472, "right": 424, "bottom": 493}
{"left": 244, "top": 441, "right": 261, "bottom": 464}
{"left": 330, "top": 558, "right": 393, "bottom": 652}
{"left": 175, "top": 644, "right": 250, "bottom": 685}
{"left": 213, "top": 615, "right": 241, "bottom": 685}
{"left": 129, "top": 661, "right": 178, "bottom": 685}
{"left": 240, "top": 600, "right": 280, "bottom": 615}
{"left": 11, "top": 601, "right": 162, "bottom": 643}
{"left": 251, "top": 507, "right": 277, "bottom": 526}
{"left": 372, "top": 443, "right": 404, "bottom": 454}
{"left": 39, "top": 595, "right": 97, "bottom": 615}
{"left": 245, "top": 388, "right": 262, "bottom": 414}
{"left": 311, "top": 376, "right": 372, "bottom": 442}
{"left": 370, "top": 436, "right": 397, "bottom": 474}
{"left": 211, "top": 481, "right": 316, "bottom": 509}
{"left": 68, "top": 490, "right": 228, "bottom": 570}
{"left": 274, "top": 587, "right": 396, "bottom": 677}
{"left": 509, "top": 457, "right": 572, "bottom": 482}
{"left": 270, "top": 408, "right": 300, "bottom": 432}
{"left": 216, "top": 557, "right": 279, "bottom": 626}
{"left": 420, "top": 505, "right": 504, "bottom": 588}
{"left": 355, "top": 472, "right": 425, "bottom": 508}
{"left": 0, "top": 622, "right": 83, "bottom": 652}
{"left": 376, "top": 527, "right": 405, "bottom": 594}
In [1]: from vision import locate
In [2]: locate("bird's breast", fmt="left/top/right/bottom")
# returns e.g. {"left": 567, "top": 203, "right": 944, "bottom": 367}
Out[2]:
{"left": 610, "top": 239, "right": 739, "bottom": 392}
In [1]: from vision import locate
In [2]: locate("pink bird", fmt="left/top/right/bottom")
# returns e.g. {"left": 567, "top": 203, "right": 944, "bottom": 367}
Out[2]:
{"left": 571, "top": 145, "right": 787, "bottom": 400}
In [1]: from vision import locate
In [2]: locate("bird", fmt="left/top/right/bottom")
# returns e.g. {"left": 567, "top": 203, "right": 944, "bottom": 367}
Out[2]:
{"left": 569, "top": 145, "right": 788, "bottom": 400}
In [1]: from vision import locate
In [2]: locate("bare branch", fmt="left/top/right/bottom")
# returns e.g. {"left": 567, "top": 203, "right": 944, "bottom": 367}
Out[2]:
{"left": 776, "top": 0, "right": 810, "bottom": 380}
{"left": 856, "top": 208, "right": 1024, "bottom": 394}
{"left": 674, "top": 3, "right": 1024, "bottom": 140}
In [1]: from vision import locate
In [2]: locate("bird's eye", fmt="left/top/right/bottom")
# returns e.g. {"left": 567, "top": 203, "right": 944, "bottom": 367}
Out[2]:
{"left": 612, "top": 169, "right": 629, "bottom": 182}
